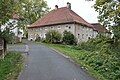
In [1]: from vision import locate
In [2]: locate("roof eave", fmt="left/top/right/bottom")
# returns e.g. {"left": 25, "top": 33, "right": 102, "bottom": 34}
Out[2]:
{"left": 28, "top": 22, "right": 75, "bottom": 28}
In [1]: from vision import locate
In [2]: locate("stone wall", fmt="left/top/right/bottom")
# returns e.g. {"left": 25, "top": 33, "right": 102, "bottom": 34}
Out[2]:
{"left": 28, "top": 23, "right": 98, "bottom": 43}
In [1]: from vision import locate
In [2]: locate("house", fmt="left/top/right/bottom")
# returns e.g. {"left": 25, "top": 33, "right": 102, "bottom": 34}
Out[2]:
{"left": 28, "top": 3, "right": 100, "bottom": 42}
{"left": 91, "top": 23, "right": 111, "bottom": 37}
{"left": 1, "top": 12, "right": 23, "bottom": 43}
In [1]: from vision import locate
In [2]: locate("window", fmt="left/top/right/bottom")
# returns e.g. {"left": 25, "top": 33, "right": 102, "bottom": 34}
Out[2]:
{"left": 43, "top": 33, "right": 46, "bottom": 38}
{"left": 87, "top": 28, "right": 89, "bottom": 31}
{"left": 82, "top": 26, "right": 85, "bottom": 30}
{"left": 45, "top": 27, "right": 48, "bottom": 30}
{"left": 65, "top": 25, "right": 68, "bottom": 29}
{"left": 69, "top": 26, "right": 71, "bottom": 29}
{"left": 36, "top": 28, "right": 38, "bottom": 31}
{"left": 82, "top": 34, "right": 84, "bottom": 39}
{"left": 51, "top": 27, "right": 54, "bottom": 30}
{"left": 58, "top": 26, "right": 61, "bottom": 29}
{"left": 78, "top": 27, "right": 80, "bottom": 30}
{"left": 40, "top": 34, "right": 42, "bottom": 37}
{"left": 86, "top": 34, "right": 88, "bottom": 37}
{"left": 78, "top": 34, "right": 80, "bottom": 38}
{"left": 90, "top": 28, "right": 92, "bottom": 31}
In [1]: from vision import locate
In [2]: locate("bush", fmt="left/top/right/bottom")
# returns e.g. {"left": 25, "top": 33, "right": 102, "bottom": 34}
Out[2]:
{"left": 35, "top": 37, "right": 41, "bottom": 42}
{"left": 45, "top": 30, "right": 62, "bottom": 43}
{"left": 62, "top": 30, "right": 77, "bottom": 45}
{"left": 72, "top": 36, "right": 120, "bottom": 80}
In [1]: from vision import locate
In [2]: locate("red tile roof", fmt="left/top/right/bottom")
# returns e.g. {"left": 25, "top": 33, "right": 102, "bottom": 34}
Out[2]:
{"left": 29, "top": 7, "right": 93, "bottom": 28}
{"left": 91, "top": 23, "right": 108, "bottom": 33}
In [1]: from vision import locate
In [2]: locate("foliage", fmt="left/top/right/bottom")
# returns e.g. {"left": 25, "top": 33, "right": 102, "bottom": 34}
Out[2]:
{"left": 62, "top": 30, "right": 77, "bottom": 45}
{"left": 35, "top": 36, "right": 41, "bottom": 42}
{"left": 15, "top": 0, "right": 50, "bottom": 38}
{"left": 0, "top": 0, "right": 14, "bottom": 26}
{"left": 94, "top": 0, "right": 120, "bottom": 41}
{"left": 45, "top": 30, "right": 62, "bottom": 43}
{"left": 0, "top": 51, "right": 23, "bottom": 80}
{"left": 0, "top": 28, "right": 15, "bottom": 42}
{"left": 43, "top": 42, "right": 120, "bottom": 80}
{"left": 74, "top": 36, "right": 111, "bottom": 51}
{"left": 17, "top": 0, "right": 50, "bottom": 25}
{"left": 73, "top": 36, "right": 120, "bottom": 80}
{"left": 0, "top": 0, "right": 50, "bottom": 41}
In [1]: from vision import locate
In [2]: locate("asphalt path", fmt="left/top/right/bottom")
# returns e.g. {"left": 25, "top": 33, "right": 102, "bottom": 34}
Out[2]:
{"left": 8, "top": 42, "right": 96, "bottom": 80}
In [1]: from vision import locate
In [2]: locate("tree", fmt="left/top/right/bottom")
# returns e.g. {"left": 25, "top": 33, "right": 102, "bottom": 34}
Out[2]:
{"left": 63, "top": 30, "right": 76, "bottom": 45}
{"left": 46, "top": 30, "right": 62, "bottom": 43}
{"left": 0, "top": 0, "right": 14, "bottom": 26}
{"left": 17, "top": 0, "right": 49, "bottom": 25}
{"left": 94, "top": 0, "right": 120, "bottom": 43}
{"left": 0, "top": 0, "right": 50, "bottom": 40}
{"left": 17, "top": 0, "right": 50, "bottom": 37}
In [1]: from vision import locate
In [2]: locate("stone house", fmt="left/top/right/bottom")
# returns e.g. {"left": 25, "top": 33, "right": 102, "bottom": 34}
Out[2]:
{"left": 91, "top": 23, "right": 111, "bottom": 37}
{"left": 28, "top": 3, "right": 107, "bottom": 42}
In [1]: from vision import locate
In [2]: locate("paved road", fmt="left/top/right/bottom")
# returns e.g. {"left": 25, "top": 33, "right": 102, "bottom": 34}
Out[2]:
{"left": 8, "top": 42, "right": 96, "bottom": 80}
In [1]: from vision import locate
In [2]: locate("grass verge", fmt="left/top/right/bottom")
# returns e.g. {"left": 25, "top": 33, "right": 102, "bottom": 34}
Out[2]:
{"left": 41, "top": 43, "right": 107, "bottom": 80}
{"left": 0, "top": 51, "right": 24, "bottom": 80}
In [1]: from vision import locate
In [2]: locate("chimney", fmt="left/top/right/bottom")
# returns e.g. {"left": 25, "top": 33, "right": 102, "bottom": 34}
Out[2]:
{"left": 55, "top": 5, "right": 58, "bottom": 10}
{"left": 67, "top": 2, "right": 71, "bottom": 9}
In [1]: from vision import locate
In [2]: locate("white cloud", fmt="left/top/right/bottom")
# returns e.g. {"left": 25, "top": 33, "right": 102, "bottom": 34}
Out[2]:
{"left": 45, "top": 0, "right": 98, "bottom": 23}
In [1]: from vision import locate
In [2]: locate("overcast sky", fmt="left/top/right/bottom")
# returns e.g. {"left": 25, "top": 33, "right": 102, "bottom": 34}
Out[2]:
{"left": 45, "top": 0, "right": 98, "bottom": 23}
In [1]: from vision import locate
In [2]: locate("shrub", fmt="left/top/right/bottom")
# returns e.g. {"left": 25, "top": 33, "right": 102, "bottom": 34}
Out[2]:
{"left": 72, "top": 36, "right": 120, "bottom": 80}
{"left": 45, "top": 30, "right": 62, "bottom": 43}
{"left": 62, "top": 30, "right": 77, "bottom": 45}
{"left": 35, "top": 37, "right": 41, "bottom": 42}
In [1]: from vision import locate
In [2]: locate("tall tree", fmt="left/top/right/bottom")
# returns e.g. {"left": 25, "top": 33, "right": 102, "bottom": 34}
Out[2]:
{"left": 0, "top": 0, "right": 49, "bottom": 41}
{"left": 17, "top": 0, "right": 50, "bottom": 36}
{"left": 94, "top": 0, "right": 120, "bottom": 42}
{"left": 0, "top": 0, "right": 15, "bottom": 26}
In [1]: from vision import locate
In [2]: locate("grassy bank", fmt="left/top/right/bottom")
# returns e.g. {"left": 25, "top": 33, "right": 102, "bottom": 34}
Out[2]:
{"left": 41, "top": 43, "right": 106, "bottom": 80}
{"left": 0, "top": 51, "right": 24, "bottom": 80}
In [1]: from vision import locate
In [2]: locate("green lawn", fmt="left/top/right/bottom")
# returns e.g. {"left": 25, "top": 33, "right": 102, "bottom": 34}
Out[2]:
{"left": 41, "top": 43, "right": 107, "bottom": 80}
{"left": 0, "top": 51, "right": 24, "bottom": 80}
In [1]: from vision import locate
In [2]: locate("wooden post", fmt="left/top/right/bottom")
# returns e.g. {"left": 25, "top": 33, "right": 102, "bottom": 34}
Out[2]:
{"left": 0, "top": 38, "right": 5, "bottom": 59}
{"left": 0, "top": 43, "right": 3, "bottom": 59}
{"left": 2, "top": 39, "right": 5, "bottom": 59}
